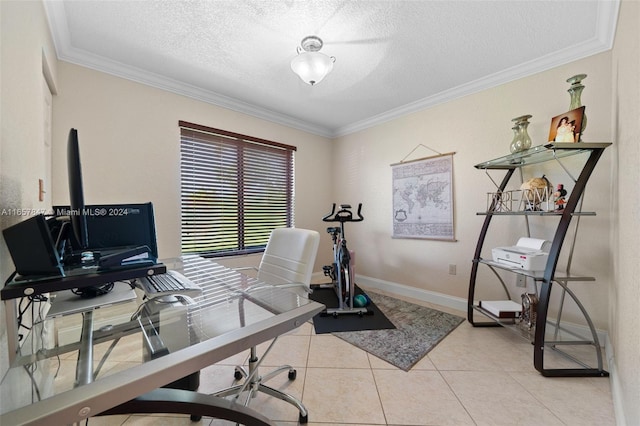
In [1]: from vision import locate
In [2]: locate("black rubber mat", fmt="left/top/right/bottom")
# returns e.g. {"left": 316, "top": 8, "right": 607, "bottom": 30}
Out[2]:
{"left": 309, "top": 284, "right": 396, "bottom": 334}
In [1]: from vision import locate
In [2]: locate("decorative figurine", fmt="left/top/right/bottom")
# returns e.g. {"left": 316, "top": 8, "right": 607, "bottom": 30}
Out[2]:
{"left": 521, "top": 292, "right": 539, "bottom": 330}
{"left": 554, "top": 184, "right": 567, "bottom": 211}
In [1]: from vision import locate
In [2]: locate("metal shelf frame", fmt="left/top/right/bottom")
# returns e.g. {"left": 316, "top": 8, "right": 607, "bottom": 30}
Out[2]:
{"left": 467, "top": 142, "right": 611, "bottom": 377}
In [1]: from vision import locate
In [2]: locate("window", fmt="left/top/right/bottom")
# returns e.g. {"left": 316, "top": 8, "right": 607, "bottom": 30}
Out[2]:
{"left": 179, "top": 121, "right": 295, "bottom": 257}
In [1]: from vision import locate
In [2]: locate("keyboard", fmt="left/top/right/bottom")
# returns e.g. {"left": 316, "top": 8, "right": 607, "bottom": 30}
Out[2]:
{"left": 136, "top": 270, "right": 202, "bottom": 299}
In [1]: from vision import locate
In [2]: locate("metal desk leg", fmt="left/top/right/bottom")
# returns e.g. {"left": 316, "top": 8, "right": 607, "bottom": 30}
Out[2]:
{"left": 4, "top": 299, "right": 20, "bottom": 364}
{"left": 75, "top": 310, "right": 94, "bottom": 387}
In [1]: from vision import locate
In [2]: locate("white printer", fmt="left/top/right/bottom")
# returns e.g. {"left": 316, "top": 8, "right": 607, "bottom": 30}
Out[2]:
{"left": 492, "top": 237, "right": 551, "bottom": 271}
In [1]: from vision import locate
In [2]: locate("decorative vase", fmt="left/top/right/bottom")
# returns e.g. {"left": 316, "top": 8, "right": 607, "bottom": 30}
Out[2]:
{"left": 567, "top": 74, "right": 587, "bottom": 139}
{"left": 518, "top": 119, "right": 532, "bottom": 151}
{"left": 510, "top": 125, "right": 521, "bottom": 154}
{"left": 510, "top": 115, "right": 533, "bottom": 153}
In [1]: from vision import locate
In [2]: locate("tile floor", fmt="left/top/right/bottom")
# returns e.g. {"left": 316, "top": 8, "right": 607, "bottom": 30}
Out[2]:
{"left": 82, "top": 289, "right": 615, "bottom": 426}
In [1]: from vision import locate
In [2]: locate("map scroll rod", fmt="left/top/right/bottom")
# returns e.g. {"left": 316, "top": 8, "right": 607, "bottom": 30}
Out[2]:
{"left": 391, "top": 144, "right": 456, "bottom": 166}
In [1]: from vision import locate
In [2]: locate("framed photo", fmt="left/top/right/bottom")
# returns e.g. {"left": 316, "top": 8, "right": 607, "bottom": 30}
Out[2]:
{"left": 548, "top": 106, "right": 585, "bottom": 143}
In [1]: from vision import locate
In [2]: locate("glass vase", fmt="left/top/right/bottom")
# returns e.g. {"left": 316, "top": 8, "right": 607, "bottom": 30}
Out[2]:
{"left": 567, "top": 74, "right": 587, "bottom": 139}
{"left": 510, "top": 115, "right": 532, "bottom": 153}
{"left": 518, "top": 120, "right": 532, "bottom": 151}
{"left": 510, "top": 125, "right": 521, "bottom": 153}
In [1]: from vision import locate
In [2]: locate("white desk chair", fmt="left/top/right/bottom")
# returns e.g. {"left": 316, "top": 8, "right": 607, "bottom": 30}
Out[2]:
{"left": 212, "top": 227, "right": 320, "bottom": 423}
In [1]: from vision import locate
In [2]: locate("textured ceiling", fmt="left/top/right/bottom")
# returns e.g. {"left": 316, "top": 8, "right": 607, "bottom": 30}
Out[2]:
{"left": 44, "top": 0, "right": 620, "bottom": 137}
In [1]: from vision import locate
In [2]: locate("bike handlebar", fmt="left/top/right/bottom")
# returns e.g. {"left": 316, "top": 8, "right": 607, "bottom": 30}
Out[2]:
{"left": 322, "top": 203, "right": 364, "bottom": 223}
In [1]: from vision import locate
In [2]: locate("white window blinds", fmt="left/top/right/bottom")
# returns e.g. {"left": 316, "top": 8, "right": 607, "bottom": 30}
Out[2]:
{"left": 179, "top": 121, "right": 295, "bottom": 257}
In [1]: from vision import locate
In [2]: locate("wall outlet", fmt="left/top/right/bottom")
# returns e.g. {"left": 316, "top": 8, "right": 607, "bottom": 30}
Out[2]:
{"left": 516, "top": 274, "right": 526, "bottom": 287}
{"left": 448, "top": 264, "right": 456, "bottom": 275}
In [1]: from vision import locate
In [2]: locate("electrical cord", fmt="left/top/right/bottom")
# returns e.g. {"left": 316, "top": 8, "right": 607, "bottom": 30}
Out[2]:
{"left": 16, "top": 294, "right": 48, "bottom": 341}
{"left": 71, "top": 282, "right": 114, "bottom": 299}
{"left": 53, "top": 354, "right": 61, "bottom": 379}
{"left": 23, "top": 364, "right": 42, "bottom": 402}
{"left": 17, "top": 297, "right": 32, "bottom": 342}
{"left": 35, "top": 296, "right": 47, "bottom": 352}
{"left": 21, "top": 294, "right": 51, "bottom": 403}
{"left": 130, "top": 302, "right": 146, "bottom": 321}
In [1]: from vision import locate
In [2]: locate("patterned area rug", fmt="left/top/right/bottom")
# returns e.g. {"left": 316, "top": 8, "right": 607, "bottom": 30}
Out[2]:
{"left": 332, "top": 291, "right": 464, "bottom": 371}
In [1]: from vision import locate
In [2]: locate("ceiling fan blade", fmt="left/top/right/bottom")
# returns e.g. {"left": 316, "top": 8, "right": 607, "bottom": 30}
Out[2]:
{"left": 326, "top": 37, "right": 389, "bottom": 46}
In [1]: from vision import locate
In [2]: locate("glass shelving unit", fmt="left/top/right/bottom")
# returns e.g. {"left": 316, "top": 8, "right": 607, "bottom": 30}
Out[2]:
{"left": 467, "top": 142, "right": 611, "bottom": 377}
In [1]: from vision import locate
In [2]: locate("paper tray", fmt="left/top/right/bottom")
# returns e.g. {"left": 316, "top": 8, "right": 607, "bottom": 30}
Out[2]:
{"left": 478, "top": 300, "right": 521, "bottom": 318}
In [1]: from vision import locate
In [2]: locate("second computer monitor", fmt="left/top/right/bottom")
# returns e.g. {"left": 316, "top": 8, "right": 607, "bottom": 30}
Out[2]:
{"left": 53, "top": 202, "right": 159, "bottom": 259}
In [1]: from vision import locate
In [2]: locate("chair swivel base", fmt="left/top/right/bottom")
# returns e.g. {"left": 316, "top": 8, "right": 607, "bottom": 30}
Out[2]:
{"left": 212, "top": 341, "right": 309, "bottom": 424}
{"left": 212, "top": 380, "right": 308, "bottom": 423}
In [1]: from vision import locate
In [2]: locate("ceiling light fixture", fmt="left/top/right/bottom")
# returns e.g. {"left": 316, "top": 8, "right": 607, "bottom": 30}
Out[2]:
{"left": 290, "top": 35, "right": 335, "bottom": 86}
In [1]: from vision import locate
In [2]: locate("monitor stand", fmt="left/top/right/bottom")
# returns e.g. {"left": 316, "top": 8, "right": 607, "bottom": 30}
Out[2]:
{"left": 98, "top": 245, "right": 152, "bottom": 269}
{"left": 48, "top": 216, "right": 155, "bottom": 271}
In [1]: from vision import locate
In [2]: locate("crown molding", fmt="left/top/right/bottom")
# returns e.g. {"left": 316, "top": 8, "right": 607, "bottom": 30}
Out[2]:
{"left": 43, "top": 1, "right": 334, "bottom": 138}
{"left": 335, "top": 0, "right": 620, "bottom": 138}
{"left": 69, "top": 49, "right": 333, "bottom": 138}
{"left": 61, "top": 47, "right": 335, "bottom": 138}
{"left": 44, "top": 0, "right": 620, "bottom": 141}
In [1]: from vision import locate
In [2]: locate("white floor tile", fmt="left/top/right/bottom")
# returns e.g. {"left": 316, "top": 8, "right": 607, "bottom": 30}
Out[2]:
{"left": 53, "top": 292, "right": 616, "bottom": 426}
{"left": 302, "top": 367, "right": 386, "bottom": 424}
{"left": 374, "top": 369, "right": 474, "bottom": 425}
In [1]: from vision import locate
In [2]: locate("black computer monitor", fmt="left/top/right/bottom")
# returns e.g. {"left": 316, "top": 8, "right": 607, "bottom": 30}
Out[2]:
{"left": 60, "top": 129, "right": 154, "bottom": 271}
{"left": 52, "top": 202, "right": 158, "bottom": 259}
{"left": 67, "top": 128, "right": 89, "bottom": 249}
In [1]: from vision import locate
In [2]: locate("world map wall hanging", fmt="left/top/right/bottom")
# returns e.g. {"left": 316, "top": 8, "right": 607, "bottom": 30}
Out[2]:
{"left": 391, "top": 152, "right": 456, "bottom": 241}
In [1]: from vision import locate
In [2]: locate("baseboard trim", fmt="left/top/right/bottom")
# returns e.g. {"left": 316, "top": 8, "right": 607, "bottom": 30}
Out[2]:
{"left": 313, "top": 272, "right": 610, "bottom": 348}
{"left": 312, "top": 272, "right": 467, "bottom": 313}
{"left": 355, "top": 274, "right": 468, "bottom": 314}
{"left": 605, "top": 334, "right": 627, "bottom": 426}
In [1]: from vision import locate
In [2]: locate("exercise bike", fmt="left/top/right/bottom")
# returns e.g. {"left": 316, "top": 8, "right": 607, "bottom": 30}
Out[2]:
{"left": 319, "top": 203, "right": 371, "bottom": 317}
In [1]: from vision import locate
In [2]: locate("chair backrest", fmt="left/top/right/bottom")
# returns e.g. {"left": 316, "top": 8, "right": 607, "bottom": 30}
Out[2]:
{"left": 257, "top": 227, "right": 320, "bottom": 289}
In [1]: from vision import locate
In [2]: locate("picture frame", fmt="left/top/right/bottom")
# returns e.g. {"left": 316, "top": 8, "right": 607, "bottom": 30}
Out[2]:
{"left": 548, "top": 106, "right": 585, "bottom": 143}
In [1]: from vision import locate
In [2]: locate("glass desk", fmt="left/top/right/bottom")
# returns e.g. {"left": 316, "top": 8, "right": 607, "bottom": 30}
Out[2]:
{"left": 0, "top": 255, "right": 325, "bottom": 425}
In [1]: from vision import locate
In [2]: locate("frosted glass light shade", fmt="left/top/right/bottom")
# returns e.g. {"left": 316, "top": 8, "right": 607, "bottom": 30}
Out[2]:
{"left": 290, "top": 51, "right": 335, "bottom": 86}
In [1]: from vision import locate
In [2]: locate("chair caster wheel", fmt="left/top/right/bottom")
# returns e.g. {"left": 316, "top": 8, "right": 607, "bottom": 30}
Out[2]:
{"left": 190, "top": 414, "right": 202, "bottom": 421}
{"left": 288, "top": 369, "right": 297, "bottom": 380}
{"left": 299, "top": 413, "right": 308, "bottom": 423}
{"left": 234, "top": 369, "right": 243, "bottom": 380}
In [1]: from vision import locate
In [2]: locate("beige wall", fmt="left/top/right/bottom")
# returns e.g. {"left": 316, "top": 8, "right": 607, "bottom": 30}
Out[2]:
{"left": 50, "top": 62, "right": 334, "bottom": 266}
{"left": 0, "top": 0, "right": 58, "bottom": 378}
{"left": 610, "top": 1, "right": 640, "bottom": 424}
{"left": 333, "top": 52, "right": 614, "bottom": 329}
{"left": 327, "top": 2, "right": 638, "bottom": 424}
